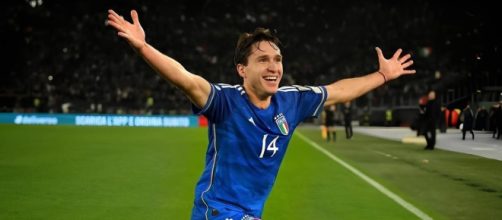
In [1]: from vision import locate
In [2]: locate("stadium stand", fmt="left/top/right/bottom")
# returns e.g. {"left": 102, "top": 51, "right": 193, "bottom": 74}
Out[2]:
{"left": 2, "top": 0, "right": 501, "bottom": 125}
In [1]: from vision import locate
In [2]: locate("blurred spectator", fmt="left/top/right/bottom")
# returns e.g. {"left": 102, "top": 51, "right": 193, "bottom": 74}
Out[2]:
{"left": 414, "top": 95, "right": 427, "bottom": 137}
{"left": 322, "top": 105, "right": 337, "bottom": 142}
{"left": 385, "top": 108, "right": 393, "bottom": 126}
{"left": 460, "top": 104, "right": 475, "bottom": 140}
{"left": 474, "top": 106, "right": 488, "bottom": 131}
{"left": 494, "top": 103, "right": 502, "bottom": 139}
{"left": 439, "top": 106, "right": 447, "bottom": 133}
{"left": 424, "top": 90, "right": 440, "bottom": 150}
{"left": 343, "top": 101, "right": 353, "bottom": 139}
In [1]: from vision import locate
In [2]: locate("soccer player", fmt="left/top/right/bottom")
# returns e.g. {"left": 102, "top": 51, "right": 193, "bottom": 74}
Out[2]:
{"left": 107, "top": 9, "right": 415, "bottom": 220}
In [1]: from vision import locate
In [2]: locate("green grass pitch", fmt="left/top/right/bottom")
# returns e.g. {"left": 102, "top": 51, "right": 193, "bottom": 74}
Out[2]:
{"left": 1, "top": 125, "right": 501, "bottom": 219}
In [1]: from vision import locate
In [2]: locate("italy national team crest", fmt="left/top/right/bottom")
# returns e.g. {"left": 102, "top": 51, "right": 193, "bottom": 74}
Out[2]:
{"left": 274, "top": 113, "right": 289, "bottom": 135}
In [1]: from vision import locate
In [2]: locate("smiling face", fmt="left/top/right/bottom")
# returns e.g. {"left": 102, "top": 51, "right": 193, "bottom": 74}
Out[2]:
{"left": 237, "top": 40, "right": 283, "bottom": 99}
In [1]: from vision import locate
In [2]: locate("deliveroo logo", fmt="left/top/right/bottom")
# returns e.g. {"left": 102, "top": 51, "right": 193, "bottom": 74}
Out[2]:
{"left": 274, "top": 113, "right": 289, "bottom": 135}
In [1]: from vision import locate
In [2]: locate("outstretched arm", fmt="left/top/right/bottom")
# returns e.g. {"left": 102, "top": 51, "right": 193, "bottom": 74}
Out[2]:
{"left": 106, "top": 9, "right": 211, "bottom": 108}
{"left": 324, "top": 47, "right": 415, "bottom": 106}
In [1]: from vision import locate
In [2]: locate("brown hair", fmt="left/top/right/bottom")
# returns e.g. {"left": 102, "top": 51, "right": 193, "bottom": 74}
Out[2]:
{"left": 233, "top": 28, "right": 281, "bottom": 66}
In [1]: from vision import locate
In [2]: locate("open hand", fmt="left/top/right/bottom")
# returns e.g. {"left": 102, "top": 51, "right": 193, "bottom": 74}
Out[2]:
{"left": 107, "top": 9, "right": 146, "bottom": 51}
{"left": 375, "top": 47, "right": 416, "bottom": 81}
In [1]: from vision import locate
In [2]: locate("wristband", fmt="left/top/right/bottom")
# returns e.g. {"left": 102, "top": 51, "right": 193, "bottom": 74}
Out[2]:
{"left": 377, "top": 71, "right": 387, "bottom": 83}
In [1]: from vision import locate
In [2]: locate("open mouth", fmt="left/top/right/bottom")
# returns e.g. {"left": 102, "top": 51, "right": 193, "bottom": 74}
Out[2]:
{"left": 263, "top": 76, "right": 278, "bottom": 82}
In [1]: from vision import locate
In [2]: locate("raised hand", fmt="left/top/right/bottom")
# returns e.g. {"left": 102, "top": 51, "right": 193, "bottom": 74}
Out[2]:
{"left": 106, "top": 9, "right": 146, "bottom": 51}
{"left": 375, "top": 47, "right": 416, "bottom": 81}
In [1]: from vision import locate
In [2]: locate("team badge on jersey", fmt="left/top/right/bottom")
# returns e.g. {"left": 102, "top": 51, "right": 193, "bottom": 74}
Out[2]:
{"left": 274, "top": 113, "right": 289, "bottom": 135}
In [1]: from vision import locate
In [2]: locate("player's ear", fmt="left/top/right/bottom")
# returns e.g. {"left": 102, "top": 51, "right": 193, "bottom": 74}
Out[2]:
{"left": 236, "top": 64, "right": 246, "bottom": 78}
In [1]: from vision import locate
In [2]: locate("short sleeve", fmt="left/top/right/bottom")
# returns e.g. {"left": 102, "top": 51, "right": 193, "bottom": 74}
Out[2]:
{"left": 294, "top": 85, "right": 328, "bottom": 121}
{"left": 192, "top": 83, "right": 231, "bottom": 123}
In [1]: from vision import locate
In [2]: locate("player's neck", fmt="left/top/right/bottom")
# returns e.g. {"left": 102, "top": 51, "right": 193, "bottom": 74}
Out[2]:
{"left": 243, "top": 85, "right": 272, "bottom": 109}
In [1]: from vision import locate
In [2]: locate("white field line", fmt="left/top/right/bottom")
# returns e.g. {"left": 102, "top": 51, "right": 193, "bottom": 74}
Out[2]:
{"left": 295, "top": 132, "right": 433, "bottom": 220}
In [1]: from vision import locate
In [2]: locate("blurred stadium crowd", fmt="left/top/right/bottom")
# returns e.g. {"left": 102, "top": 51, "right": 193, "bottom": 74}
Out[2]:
{"left": 2, "top": 0, "right": 501, "bottom": 120}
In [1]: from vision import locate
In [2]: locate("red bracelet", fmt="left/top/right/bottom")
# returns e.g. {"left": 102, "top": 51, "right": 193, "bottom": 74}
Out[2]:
{"left": 377, "top": 71, "right": 387, "bottom": 83}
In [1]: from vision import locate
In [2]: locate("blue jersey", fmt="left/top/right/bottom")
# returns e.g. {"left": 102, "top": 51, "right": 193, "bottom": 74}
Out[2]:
{"left": 191, "top": 83, "right": 327, "bottom": 219}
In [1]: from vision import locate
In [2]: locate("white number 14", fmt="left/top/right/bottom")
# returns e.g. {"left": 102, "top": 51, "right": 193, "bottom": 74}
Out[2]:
{"left": 260, "top": 134, "right": 279, "bottom": 158}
